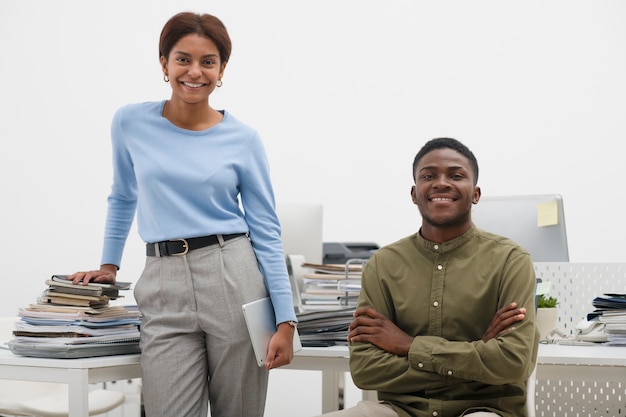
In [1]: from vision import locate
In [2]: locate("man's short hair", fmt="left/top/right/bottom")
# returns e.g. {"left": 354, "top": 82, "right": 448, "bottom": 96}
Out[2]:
{"left": 412, "top": 137, "right": 479, "bottom": 185}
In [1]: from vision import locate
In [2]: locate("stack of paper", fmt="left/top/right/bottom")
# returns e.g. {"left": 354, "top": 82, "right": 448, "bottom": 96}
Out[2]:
{"left": 6, "top": 276, "right": 141, "bottom": 358}
{"left": 592, "top": 294, "right": 626, "bottom": 345}
{"left": 299, "top": 262, "right": 364, "bottom": 309}
{"left": 296, "top": 307, "right": 355, "bottom": 347}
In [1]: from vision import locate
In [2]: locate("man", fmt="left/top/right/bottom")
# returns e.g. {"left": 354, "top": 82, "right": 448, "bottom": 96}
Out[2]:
{"left": 316, "top": 138, "right": 539, "bottom": 417}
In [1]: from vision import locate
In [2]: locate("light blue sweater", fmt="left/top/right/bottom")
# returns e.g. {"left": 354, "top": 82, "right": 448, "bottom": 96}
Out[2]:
{"left": 101, "top": 100, "right": 295, "bottom": 323}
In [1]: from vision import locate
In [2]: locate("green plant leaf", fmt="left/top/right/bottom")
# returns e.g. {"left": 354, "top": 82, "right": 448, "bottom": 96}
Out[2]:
{"left": 537, "top": 294, "right": 559, "bottom": 308}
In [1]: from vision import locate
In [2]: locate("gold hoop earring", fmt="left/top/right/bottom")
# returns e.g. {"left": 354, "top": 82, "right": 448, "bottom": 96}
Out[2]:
{"left": 163, "top": 74, "right": 169, "bottom": 83}
{"left": 216, "top": 79, "right": 223, "bottom": 88}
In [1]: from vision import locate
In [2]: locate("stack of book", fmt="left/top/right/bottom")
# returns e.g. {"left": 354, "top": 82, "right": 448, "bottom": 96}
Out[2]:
{"left": 299, "top": 261, "right": 364, "bottom": 309}
{"left": 592, "top": 294, "right": 626, "bottom": 345}
{"left": 7, "top": 275, "right": 141, "bottom": 358}
{"left": 39, "top": 274, "right": 128, "bottom": 308}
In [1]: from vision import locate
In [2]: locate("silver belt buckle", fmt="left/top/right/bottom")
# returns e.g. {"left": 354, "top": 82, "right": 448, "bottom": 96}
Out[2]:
{"left": 169, "top": 238, "right": 189, "bottom": 256}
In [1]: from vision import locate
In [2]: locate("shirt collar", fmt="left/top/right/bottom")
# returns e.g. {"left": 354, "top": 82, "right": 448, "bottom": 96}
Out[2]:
{"left": 414, "top": 225, "right": 478, "bottom": 254}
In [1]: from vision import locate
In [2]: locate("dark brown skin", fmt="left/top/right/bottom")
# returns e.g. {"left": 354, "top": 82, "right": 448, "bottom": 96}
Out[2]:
{"left": 346, "top": 146, "right": 526, "bottom": 357}
{"left": 348, "top": 303, "right": 526, "bottom": 357}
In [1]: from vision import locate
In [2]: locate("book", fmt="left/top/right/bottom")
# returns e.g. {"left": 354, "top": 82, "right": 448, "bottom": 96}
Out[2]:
{"left": 45, "top": 279, "right": 103, "bottom": 295}
{"left": 39, "top": 295, "right": 109, "bottom": 309}
{"left": 50, "top": 275, "right": 132, "bottom": 290}
{"left": 44, "top": 290, "right": 109, "bottom": 302}
{"left": 20, "top": 304, "right": 138, "bottom": 317}
{"left": 593, "top": 294, "right": 626, "bottom": 310}
{"left": 14, "top": 321, "right": 139, "bottom": 337}
{"left": 48, "top": 275, "right": 132, "bottom": 298}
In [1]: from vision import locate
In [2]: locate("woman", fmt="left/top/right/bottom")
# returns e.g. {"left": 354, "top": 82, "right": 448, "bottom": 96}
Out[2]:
{"left": 69, "top": 12, "right": 297, "bottom": 417}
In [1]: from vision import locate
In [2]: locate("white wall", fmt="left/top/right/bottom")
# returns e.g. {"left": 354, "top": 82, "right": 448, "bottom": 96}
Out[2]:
{"left": 1, "top": 1, "right": 625, "bottom": 414}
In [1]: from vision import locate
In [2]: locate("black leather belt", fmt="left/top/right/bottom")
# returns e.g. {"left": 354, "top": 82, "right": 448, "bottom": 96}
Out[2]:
{"left": 146, "top": 233, "right": 246, "bottom": 257}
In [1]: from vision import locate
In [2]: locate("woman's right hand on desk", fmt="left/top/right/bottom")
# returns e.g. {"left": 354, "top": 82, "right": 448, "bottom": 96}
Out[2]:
{"left": 67, "top": 264, "right": 118, "bottom": 285}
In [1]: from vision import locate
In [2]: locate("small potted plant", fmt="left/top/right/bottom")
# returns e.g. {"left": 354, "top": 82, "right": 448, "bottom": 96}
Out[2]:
{"left": 536, "top": 294, "right": 559, "bottom": 340}
{"left": 537, "top": 294, "right": 559, "bottom": 308}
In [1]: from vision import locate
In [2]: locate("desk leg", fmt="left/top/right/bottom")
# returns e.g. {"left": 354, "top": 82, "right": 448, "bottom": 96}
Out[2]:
{"left": 67, "top": 368, "right": 89, "bottom": 417}
{"left": 321, "top": 370, "right": 343, "bottom": 412}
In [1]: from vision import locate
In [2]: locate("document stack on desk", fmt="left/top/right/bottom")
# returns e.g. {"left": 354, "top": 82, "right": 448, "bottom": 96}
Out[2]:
{"left": 593, "top": 294, "right": 626, "bottom": 345}
{"left": 296, "top": 307, "right": 355, "bottom": 347}
{"left": 6, "top": 275, "right": 141, "bottom": 358}
{"left": 300, "top": 262, "right": 363, "bottom": 309}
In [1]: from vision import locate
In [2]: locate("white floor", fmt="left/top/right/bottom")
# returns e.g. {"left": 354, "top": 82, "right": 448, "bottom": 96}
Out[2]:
{"left": 265, "top": 370, "right": 362, "bottom": 417}
{"left": 99, "top": 370, "right": 362, "bottom": 417}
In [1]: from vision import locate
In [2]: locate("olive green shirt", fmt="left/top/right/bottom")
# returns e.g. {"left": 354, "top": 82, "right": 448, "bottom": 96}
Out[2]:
{"left": 349, "top": 226, "right": 539, "bottom": 417}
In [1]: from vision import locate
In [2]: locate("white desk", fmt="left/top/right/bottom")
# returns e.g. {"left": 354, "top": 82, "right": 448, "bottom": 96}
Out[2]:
{"left": 0, "top": 349, "right": 141, "bottom": 417}
{"left": 286, "top": 346, "right": 360, "bottom": 412}
{"left": 0, "top": 347, "right": 351, "bottom": 415}
{"left": 288, "top": 344, "right": 626, "bottom": 413}
{"left": 536, "top": 343, "right": 626, "bottom": 381}
{"left": 536, "top": 342, "right": 626, "bottom": 366}
{"left": 2, "top": 344, "right": 625, "bottom": 415}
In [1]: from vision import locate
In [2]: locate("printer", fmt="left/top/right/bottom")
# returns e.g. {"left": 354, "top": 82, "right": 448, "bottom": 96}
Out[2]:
{"left": 322, "top": 242, "right": 379, "bottom": 264}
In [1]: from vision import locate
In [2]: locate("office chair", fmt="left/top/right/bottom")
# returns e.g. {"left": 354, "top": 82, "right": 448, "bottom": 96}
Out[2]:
{"left": 526, "top": 363, "right": 537, "bottom": 417}
{"left": 0, "top": 316, "right": 126, "bottom": 417}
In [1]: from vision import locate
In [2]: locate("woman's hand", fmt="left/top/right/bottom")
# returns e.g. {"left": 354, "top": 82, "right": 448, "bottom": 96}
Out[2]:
{"left": 67, "top": 264, "right": 118, "bottom": 285}
{"left": 264, "top": 322, "right": 296, "bottom": 370}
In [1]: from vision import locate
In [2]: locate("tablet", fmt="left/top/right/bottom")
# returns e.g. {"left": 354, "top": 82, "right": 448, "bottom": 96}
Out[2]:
{"left": 242, "top": 297, "right": 302, "bottom": 367}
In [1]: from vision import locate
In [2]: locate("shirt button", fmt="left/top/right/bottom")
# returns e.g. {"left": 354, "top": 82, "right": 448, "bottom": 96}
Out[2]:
{"left": 433, "top": 301, "right": 439, "bottom": 307}
{"left": 418, "top": 362, "right": 424, "bottom": 368}
{"left": 437, "top": 264, "right": 443, "bottom": 270}
{"left": 433, "top": 244, "right": 439, "bottom": 250}
{"left": 432, "top": 412, "right": 438, "bottom": 416}
{"left": 447, "top": 370, "right": 453, "bottom": 375}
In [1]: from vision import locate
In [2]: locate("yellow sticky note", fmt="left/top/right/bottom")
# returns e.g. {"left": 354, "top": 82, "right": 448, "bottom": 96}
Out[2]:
{"left": 537, "top": 200, "right": 558, "bottom": 227}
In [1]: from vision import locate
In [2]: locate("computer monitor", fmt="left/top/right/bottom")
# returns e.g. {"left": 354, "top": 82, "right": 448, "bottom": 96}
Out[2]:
{"left": 471, "top": 194, "right": 569, "bottom": 262}
{"left": 276, "top": 202, "right": 324, "bottom": 264}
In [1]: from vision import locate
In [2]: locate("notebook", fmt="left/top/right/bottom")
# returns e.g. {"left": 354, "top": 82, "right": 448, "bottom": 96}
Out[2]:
{"left": 242, "top": 297, "right": 302, "bottom": 367}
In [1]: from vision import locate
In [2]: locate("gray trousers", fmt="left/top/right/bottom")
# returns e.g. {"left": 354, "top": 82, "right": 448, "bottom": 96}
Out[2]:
{"left": 314, "top": 401, "right": 500, "bottom": 417}
{"left": 134, "top": 235, "right": 269, "bottom": 417}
